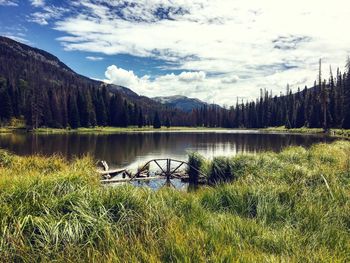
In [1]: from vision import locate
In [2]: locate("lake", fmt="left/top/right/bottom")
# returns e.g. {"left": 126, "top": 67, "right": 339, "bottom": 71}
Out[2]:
{"left": 0, "top": 130, "right": 336, "bottom": 172}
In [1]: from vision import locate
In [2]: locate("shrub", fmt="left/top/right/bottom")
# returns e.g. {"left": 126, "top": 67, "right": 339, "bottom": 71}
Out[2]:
{"left": 187, "top": 152, "right": 204, "bottom": 184}
{"left": 208, "top": 157, "right": 234, "bottom": 184}
{"left": 0, "top": 149, "right": 14, "bottom": 167}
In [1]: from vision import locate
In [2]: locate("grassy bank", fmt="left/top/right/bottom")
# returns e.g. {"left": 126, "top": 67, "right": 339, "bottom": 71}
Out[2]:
{"left": 0, "top": 126, "right": 230, "bottom": 134}
{"left": 2, "top": 125, "right": 350, "bottom": 138}
{"left": 0, "top": 141, "right": 350, "bottom": 262}
{"left": 263, "top": 126, "right": 350, "bottom": 139}
{"left": 33, "top": 126, "right": 215, "bottom": 134}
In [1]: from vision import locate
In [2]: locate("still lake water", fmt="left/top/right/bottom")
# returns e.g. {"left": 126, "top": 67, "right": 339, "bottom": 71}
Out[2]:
{"left": 0, "top": 130, "right": 336, "bottom": 171}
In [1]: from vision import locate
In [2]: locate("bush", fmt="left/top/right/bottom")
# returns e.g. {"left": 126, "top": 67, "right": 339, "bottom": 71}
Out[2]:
{"left": 187, "top": 152, "right": 204, "bottom": 184}
{"left": 0, "top": 149, "right": 13, "bottom": 167}
{"left": 208, "top": 157, "right": 234, "bottom": 184}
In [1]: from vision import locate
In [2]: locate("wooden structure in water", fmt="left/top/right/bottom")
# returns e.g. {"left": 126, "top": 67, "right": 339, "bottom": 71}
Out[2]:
{"left": 98, "top": 158, "right": 207, "bottom": 185}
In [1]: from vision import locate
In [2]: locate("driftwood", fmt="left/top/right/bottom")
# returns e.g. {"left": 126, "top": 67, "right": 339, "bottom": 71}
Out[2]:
{"left": 98, "top": 158, "right": 207, "bottom": 185}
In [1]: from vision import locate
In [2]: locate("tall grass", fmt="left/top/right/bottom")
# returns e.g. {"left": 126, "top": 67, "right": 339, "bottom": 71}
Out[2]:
{"left": 0, "top": 141, "right": 350, "bottom": 262}
{"left": 187, "top": 152, "right": 205, "bottom": 184}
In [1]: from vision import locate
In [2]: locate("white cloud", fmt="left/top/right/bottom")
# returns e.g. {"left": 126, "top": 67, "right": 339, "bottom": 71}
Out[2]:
{"left": 41, "top": 0, "right": 350, "bottom": 103}
{"left": 178, "top": 71, "right": 206, "bottom": 82}
{"left": 104, "top": 65, "right": 223, "bottom": 102}
{"left": 105, "top": 65, "right": 141, "bottom": 89}
{"left": 0, "top": 0, "right": 17, "bottom": 6}
{"left": 221, "top": 76, "right": 239, "bottom": 84}
{"left": 30, "top": 0, "right": 44, "bottom": 7}
{"left": 86, "top": 56, "right": 104, "bottom": 61}
{"left": 28, "top": 6, "right": 68, "bottom": 25}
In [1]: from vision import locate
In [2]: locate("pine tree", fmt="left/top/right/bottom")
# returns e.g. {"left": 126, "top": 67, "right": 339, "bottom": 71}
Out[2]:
{"left": 29, "top": 85, "right": 44, "bottom": 129}
{"left": 109, "top": 95, "right": 118, "bottom": 126}
{"left": 49, "top": 90, "right": 63, "bottom": 128}
{"left": 120, "top": 100, "right": 129, "bottom": 127}
{"left": 68, "top": 94, "right": 80, "bottom": 129}
{"left": 343, "top": 57, "right": 350, "bottom": 128}
{"left": 138, "top": 109, "right": 144, "bottom": 128}
{"left": 153, "top": 111, "right": 161, "bottom": 129}
{"left": 77, "top": 91, "right": 89, "bottom": 127}
{"left": 0, "top": 78, "right": 13, "bottom": 123}
{"left": 95, "top": 91, "right": 107, "bottom": 126}
{"left": 86, "top": 90, "right": 97, "bottom": 127}
{"left": 165, "top": 117, "right": 171, "bottom": 128}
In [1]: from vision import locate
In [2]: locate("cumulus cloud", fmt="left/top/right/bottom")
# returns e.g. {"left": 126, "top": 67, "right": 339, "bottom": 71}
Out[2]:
{"left": 178, "top": 71, "right": 206, "bottom": 82}
{"left": 105, "top": 65, "right": 141, "bottom": 88}
{"left": 103, "top": 64, "right": 318, "bottom": 105}
{"left": 104, "top": 65, "right": 215, "bottom": 99}
{"left": 28, "top": 0, "right": 350, "bottom": 103}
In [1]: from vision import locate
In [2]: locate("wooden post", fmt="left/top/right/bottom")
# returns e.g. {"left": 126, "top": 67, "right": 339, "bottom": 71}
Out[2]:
{"left": 166, "top": 159, "right": 171, "bottom": 181}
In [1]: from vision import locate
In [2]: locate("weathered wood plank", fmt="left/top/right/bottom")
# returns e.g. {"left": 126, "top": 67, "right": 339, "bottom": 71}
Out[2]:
{"left": 97, "top": 169, "right": 126, "bottom": 176}
{"left": 101, "top": 176, "right": 167, "bottom": 184}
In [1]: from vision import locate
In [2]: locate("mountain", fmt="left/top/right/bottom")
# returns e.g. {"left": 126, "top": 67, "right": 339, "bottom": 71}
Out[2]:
{"left": 1, "top": 36, "right": 234, "bottom": 129}
{"left": 0, "top": 36, "right": 180, "bottom": 128}
{"left": 0, "top": 36, "right": 141, "bottom": 98}
{"left": 152, "top": 95, "right": 205, "bottom": 112}
{"left": 153, "top": 95, "right": 222, "bottom": 112}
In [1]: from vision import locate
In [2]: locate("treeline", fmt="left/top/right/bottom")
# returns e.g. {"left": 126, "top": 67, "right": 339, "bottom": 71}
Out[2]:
{"left": 0, "top": 78, "right": 156, "bottom": 128}
{"left": 1, "top": 36, "right": 350, "bottom": 130}
{"left": 188, "top": 59, "right": 350, "bottom": 129}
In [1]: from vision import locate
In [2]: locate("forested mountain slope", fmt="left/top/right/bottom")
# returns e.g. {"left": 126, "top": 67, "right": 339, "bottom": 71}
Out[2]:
{"left": 0, "top": 36, "right": 184, "bottom": 128}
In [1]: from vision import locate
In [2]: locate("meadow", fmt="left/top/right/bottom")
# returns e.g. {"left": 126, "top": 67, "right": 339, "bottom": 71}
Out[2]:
{"left": 0, "top": 141, "right": 349, "bottom": 262}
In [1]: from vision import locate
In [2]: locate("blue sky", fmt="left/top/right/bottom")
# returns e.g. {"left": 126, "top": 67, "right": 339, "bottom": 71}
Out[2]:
{"left": 1, "top": 0, "right": 350, "bottom": 105}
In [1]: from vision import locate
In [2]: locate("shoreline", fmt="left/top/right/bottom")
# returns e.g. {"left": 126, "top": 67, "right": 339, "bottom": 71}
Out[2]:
{"left": 1, "top": 126, "right": 350, "bottom": 139}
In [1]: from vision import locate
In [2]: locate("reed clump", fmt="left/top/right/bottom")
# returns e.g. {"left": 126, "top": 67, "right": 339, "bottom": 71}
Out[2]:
{"left": 187, "top": 152, "right": 205, "bottom": 184}
{"left": 0, "top": 141, "right": 349, "bottom": 262}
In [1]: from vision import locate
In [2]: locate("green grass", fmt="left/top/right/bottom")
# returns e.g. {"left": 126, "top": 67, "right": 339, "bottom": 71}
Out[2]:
{"left": 1, "top": 123, "right": 350, "bottom": 138}
{"left": 32, "top": 126, "right": 231, "bottom": 134}
{"left": 263, "top": 126, "right": 350, "bottom": 139}
{"left": 0, "top": 141, "right": 350, "bottom": 262}
{"left": 1, "top": 126, "right": 220, "bottom": 134}
{"left": 263, "top": 126, "right": 325, "bottom": 133}
{"left": 187, "top": 152, "right": 205, "bottom": 184}
{"left": 0, "top": 118, "right": 26, "bottom": 133}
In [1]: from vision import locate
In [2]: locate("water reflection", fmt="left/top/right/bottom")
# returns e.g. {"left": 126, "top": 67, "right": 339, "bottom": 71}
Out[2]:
{"left": 0, "top": 130, "right": 335, "bottom": 169}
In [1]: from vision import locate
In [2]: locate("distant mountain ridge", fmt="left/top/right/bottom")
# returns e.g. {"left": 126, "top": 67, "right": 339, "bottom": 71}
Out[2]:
{"left": 153, "top": 95, "right": 221, "bottom": 112}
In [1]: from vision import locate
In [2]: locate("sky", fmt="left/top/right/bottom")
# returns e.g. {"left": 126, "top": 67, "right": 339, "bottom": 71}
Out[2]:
{"left": 1, "top": 0, "right": 350, "bottom": 106}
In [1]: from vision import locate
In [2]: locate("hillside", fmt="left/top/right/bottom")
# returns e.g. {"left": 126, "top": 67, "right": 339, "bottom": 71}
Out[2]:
{"left": 0, "top": 36, "right": 187, "bottom": 128}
